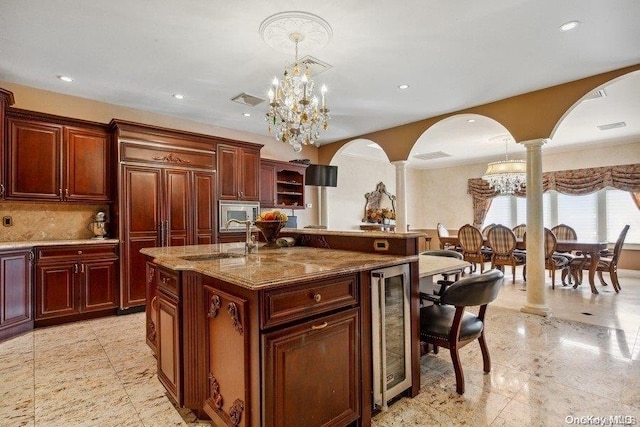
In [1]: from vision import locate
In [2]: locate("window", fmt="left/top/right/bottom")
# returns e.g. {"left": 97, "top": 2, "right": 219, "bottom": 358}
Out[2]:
{"left": 606, "top": 189, "right": 640, "bottom": 244}
{"left": 483, "top": 188, "right": 639, "bottom": 244}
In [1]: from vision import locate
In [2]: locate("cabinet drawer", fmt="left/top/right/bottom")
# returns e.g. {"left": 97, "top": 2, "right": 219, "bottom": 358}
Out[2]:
{"left": 261, "top": 275, "right": 358, "bottom": 329}
{"left": 36, "top": 244, "right": 118, "bottom": 262}
{"left": 158, "top": 268, "right": 179, "bottom": 296}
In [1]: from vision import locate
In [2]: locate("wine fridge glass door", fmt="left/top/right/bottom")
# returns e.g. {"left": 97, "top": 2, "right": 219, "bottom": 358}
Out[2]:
{"left": 371, "top": 263, "right": 412, "bottom": 411}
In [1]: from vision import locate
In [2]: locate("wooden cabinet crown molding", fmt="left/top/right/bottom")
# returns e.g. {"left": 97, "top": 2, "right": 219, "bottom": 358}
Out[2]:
{"left": 7, "top": 107, "right": 108, "bottom": 132}
{"left": 110, "top": 119, "right": 263, "bottom": 154}
{"left": 0, "top": 88, "right": 15, "bottom": 106}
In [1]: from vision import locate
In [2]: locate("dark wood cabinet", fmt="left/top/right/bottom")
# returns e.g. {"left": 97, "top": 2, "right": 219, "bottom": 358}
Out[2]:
{"left": 0, "top": 249, "right": 33, "bottom": 342}
{"left": 156, "top": 267, "right": 181, "bottom": 404}
{"left": 34, "top": 244, "right": 119, "bottom": 325}
{"left": 0, "top": 89, "right": 15, "bottom": 198}
{"left": 263, "top": 308, "right": 360, "bottom": 427}
{"left": 260, "top": 159, "right": 307, "bottom": 209}
{"left": 64, "top": 126, "right": 112, "bottom": 202}
{"left": 217, "top": 143, "right": 260, "bottom": 201}
{"left": 6, "top": 111, "right": 111, "bottom": 202}
{"left": 112, "top": 121, "right": 219, "bottom": 310}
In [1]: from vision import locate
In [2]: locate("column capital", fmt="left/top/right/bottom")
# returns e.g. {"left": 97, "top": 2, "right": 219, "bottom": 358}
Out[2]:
{"left": 391, "top": 160, "right": 410, "bottom": 169}
{"left": 518, "top": 138, "right": 548, "bottom": 148}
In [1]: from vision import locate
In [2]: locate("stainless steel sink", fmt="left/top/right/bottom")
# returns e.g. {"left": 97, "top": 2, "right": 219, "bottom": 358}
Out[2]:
{"left": 179, "top": 253, "right": 245, "bottom": 261}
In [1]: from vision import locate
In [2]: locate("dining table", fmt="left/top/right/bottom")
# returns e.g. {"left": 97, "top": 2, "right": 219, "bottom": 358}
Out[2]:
{"left": 438, "top": 235, "right": 608, "bottom": 294}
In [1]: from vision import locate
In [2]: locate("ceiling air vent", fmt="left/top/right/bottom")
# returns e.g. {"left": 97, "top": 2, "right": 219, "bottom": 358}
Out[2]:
{"left": 413, "top": 151, "right": 451, "bottom": 160}
{"left": 597, "top": 121, "right": 626, "bottom": 131}
{"left": 299, "top": 55, "right": 332, "bottom": 77}
{"left": 231, "top": 93, "right": 265, "bottom": 107}
{"left": 582, "top": 89, "right": 607, "bottom": 101}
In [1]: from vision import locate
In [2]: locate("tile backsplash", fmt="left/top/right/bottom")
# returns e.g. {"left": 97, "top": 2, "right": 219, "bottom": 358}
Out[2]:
{"left": 0, "top": 202, "right": 110, "bottom": 242}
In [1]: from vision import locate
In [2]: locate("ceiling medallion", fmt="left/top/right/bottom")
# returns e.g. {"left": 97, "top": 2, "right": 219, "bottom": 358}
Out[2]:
{"left": 260, "top": 12, "right": 333, "bottom": 152}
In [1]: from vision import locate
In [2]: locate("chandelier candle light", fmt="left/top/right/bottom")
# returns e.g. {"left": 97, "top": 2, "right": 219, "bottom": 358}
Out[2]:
{"left": 482, "top": 136, "right": 527, "bottom": 194}
{"left": 266, "top": 34, "right": 330, "bottom": 152}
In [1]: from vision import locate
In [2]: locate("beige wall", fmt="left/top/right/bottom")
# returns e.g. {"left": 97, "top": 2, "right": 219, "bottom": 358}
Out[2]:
{"left": 0, "top": 81, "right": 321, "bottom": 230}
{"left": 329, "top": 154, "right": 396, "bottom": 230}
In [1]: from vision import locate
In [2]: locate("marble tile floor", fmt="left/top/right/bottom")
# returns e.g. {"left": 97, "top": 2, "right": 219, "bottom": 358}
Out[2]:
{"left": 1, "top": 269, "right": 638, "bottom": 426}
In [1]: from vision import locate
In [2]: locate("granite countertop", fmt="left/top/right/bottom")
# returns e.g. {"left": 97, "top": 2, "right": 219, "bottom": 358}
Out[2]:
{"left": 0, "top": 238, "right": 120, "bottom": 250}
{"left": 281, "top": 228, "right": 426, "bottom": 238}
{"left": 141, "top": 243, "right": 418, "bottom": 290}
{"left": 419, "top": 254, "right": 470, "bottom": 278}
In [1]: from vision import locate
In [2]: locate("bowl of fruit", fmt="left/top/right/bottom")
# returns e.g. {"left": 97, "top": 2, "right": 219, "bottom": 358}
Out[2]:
{"left": 254, "top": 210, "right": 288, "bottom": 248}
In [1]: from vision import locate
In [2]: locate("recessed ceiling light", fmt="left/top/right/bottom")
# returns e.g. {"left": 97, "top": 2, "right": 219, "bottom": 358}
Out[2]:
{"left": 58, "top": 75, "right": 73, "bottom": 82}
{"left": 467, "top": 119, "right": 476, "bottom": 123}
{"left": 560, "top": 21, "right": 580, "bottom": 31}
{"left": 173, "top": 94, "right": 184, "bottom": 100}
{"left": 398, "top": 84, "right": 409, "bottom": 90}
{"left": 242, "top": 112, "right": 251, "bottom": 117}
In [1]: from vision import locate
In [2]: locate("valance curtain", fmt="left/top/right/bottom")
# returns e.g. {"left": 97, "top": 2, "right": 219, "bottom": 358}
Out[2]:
{"left": 468, "top": 163, "right": 640, "bottom": 227}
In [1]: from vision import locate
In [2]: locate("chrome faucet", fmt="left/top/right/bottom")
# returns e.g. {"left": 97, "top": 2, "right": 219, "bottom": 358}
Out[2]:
{"left": 225, "top": 219, "right": 257, "bottom": 254}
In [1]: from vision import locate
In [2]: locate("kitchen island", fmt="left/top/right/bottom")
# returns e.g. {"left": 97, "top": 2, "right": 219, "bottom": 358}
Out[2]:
{"left": 141, "top": 242, "right": 420, "bottom": 427}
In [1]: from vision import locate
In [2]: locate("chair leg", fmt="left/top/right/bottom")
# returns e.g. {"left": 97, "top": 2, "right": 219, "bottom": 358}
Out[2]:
{"left": 478, "top": 332, "right": 491, "bottom": 373}
{"left": 610, "top": 268, "right": 621, "bottom": 293}
{"left": 449, "top": 346, "right": 465, "bottom": 395}
{"left": 598, "top": 271, "right": 608, "bottom": 286}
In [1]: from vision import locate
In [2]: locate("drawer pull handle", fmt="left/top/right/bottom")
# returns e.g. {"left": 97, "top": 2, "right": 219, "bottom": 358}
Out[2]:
{"left": 311, "top": 322, "right": 328, "bottom": 330}
{"left": 313, "top": 293, "right": 322, "bottom": 302}
{"left": 161, "top": 277, "right": 170, "bottom": 284}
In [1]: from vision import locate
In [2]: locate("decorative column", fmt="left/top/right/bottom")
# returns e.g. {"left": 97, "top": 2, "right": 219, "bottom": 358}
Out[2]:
{"left": 392, "top": 161, "right": 409, "bottom": 232}
{"left": 520, "top": 139, "right": 551, "bottom": 317}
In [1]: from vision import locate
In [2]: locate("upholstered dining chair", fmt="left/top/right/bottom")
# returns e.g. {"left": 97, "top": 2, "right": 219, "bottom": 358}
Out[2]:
{"left": 420, "top": 249, "right": 465, "bottom": 297}
{"left": 512, "top": 224, "right": 527, "bottom": 239}
{"left": 457, "top": 224, "right": 491, "bottom": 274}
{"left": 524, "top": 228, "right": 570, "bottom": 289}
{"left": 437, "top": 223, "right": 459, "bottom": 251}
{"left": 481, "top": 223, "right": 496, "bottom": 237}
{"left": 487, "top": 225, "right": 526, "bottom": 284}
{"left": 419, "top": 269, "right": 504, "bottom": 394}
{"left": 551, "top": 224, "right": 579, "bottom": 285}
{"left": 593, "top": 225, "right": 629, "bottom": 293}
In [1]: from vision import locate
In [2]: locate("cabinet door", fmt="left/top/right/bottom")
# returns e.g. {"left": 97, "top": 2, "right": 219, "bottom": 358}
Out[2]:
{"left": 164, "top": 169, "right": 190, "bottom": 247}
{"left": 259, "top": 163, "right": 276, "bottom": 207}
{"left": 157, "top": 291, "right": 181, "bottom": 405}
{"left": 64, "top": 126, "right": 112, "bottom": 202}
{"left": 0, "top": 250, "right": 33, "bottom": 340}
{"left": 263, "top": 308, "right": 360, "bottom": 427}
{"left": 122, "top": 166, "right": 162, "bottom": 308}
{"left": 203, "top": 286, "right": 250, "bottom": 427}
{"left": 35, "top": 262, "right": 78, "bottom": 319}
{"left": 193, "top": 171, "right": 215, "bottom": 245}
{"left": 217, "top": 144, "right": 240, "bottom": 200}
{"left": 7, "top": 118, "right": 62, "bottom": 200}
{"left": 239, "top": 148, "right": 260, "bottom": 201}
{"left": 81, "top": 259, "right": 119, "bottom": 312}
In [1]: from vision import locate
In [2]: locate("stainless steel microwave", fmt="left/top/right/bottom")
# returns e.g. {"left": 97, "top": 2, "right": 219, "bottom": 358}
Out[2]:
{"left": 219, "top": 201, "right": 260, "bottom": 233}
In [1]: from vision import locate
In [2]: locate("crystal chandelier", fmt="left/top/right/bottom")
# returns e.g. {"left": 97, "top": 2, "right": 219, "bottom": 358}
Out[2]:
{"left": 266, "top": 34, "right": 330, "bottom": 153}
{"left": 482, "top": 136, "right": 526, "bottom": 194}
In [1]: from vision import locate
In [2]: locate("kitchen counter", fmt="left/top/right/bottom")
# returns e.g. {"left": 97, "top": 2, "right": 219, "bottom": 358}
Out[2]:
{"left": 141, "top": 242, "right": 417, "bottom": 290}
{"left": 0, "top": 238, "right": 120, "bottom": 250}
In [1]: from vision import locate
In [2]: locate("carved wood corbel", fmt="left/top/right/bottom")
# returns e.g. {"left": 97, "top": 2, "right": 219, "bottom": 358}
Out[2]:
{"left": 227, "top": 302, "right": 244, "bottom": 335}
{"left": 208, "top": 294, "right": 221, "bottom": 318}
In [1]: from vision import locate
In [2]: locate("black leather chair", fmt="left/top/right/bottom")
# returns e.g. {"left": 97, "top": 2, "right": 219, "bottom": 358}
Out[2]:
{"left": 419, "top": 269, "right": 504, "bottom": 394}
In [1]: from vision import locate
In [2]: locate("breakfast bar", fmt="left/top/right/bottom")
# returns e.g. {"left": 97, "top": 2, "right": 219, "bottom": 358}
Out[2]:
{"left": 142, "top": 240, "right": 420, "bottom": 427}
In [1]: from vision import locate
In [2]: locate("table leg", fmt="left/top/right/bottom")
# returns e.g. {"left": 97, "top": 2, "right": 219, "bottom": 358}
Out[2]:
{"left": 588, "top": 251, "right": 599, "bottom": 294}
